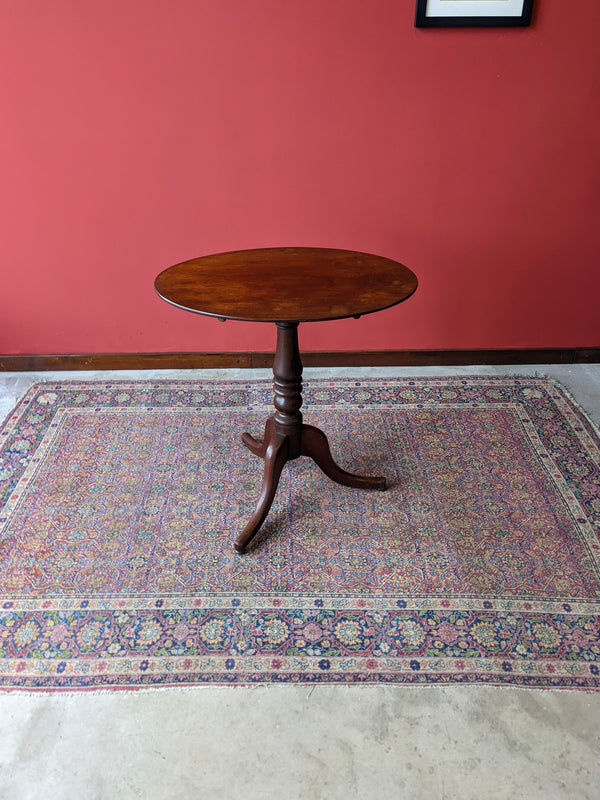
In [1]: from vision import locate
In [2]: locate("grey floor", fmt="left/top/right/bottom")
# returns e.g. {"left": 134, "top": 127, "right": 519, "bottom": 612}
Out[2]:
{"left": 0, "top": 364, "right": 599, "bottom": 800}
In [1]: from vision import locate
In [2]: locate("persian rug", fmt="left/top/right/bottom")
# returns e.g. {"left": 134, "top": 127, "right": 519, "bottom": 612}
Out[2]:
{"left": 0, "top": 377, "right": 599, "bottom": 691}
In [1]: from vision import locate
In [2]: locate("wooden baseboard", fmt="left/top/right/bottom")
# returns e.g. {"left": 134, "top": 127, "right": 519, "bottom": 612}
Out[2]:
{"left": 0, "top": 348, "right": 599, "bottom": 372}
{"left": 0, "top": 352, "right": 251, "bottom": 371}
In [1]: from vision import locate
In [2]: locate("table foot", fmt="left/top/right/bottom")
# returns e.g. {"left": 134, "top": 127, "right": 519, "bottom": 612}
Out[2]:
{"left": 235, "top": 430, "right": 289, "bottom": 554}
{"left": 301, "top": 424, "right": 387, "bottom": 491}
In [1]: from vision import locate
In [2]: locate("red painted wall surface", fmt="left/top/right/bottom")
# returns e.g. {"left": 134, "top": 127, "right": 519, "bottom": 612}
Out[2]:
{"left": 1, "top": 0, "right": 599, "bottom": 355}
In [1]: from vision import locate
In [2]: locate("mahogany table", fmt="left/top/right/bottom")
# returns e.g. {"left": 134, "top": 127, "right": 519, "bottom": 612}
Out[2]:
{"left": 154, "top": 247, "right": 418, "bottom": 553}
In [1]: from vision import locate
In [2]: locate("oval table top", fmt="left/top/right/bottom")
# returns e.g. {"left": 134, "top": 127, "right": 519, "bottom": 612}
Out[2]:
{"left": 154, "top": 247, "right": 418, "bottom": 323}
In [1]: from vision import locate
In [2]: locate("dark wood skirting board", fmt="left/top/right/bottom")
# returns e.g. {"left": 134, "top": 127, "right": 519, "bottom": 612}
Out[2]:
{"left": 1, "top": 349, "right": 599, "bottom": 371}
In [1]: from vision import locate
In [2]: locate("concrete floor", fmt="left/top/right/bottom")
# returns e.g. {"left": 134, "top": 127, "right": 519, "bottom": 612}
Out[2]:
{"left": 1, "top": 364, "right": 599, "bottom": 800}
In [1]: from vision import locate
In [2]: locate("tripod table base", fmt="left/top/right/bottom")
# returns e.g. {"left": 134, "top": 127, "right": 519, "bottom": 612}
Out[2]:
{"left": 235, "top": 416, "right": 386, "bottom": 554}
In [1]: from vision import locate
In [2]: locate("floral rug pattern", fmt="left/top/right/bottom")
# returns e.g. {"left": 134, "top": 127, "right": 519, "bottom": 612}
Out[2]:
{"left": 0, "top": 377, "right": 599, "bottom": 690}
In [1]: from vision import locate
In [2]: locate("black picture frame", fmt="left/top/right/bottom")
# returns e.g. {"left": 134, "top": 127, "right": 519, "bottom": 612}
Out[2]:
{"left": 415, "top": 0, "right": 533, "bottom": 27}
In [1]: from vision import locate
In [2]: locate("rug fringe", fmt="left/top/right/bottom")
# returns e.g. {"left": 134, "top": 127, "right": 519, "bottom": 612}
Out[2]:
{"left": 0, "top": 682, "right": 598, "bottom": 697}
{"left": 539, "top": 373, "right": 600, "bottom": 438}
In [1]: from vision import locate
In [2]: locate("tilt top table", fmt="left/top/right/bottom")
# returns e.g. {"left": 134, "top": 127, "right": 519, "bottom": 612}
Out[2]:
{"left": 154, "top": 247, "right": 418, "bottom": 553}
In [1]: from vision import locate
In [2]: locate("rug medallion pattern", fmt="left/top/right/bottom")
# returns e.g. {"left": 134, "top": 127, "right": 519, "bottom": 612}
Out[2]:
{"left": 0, "top": 378, "right": 599, "bottom": 690}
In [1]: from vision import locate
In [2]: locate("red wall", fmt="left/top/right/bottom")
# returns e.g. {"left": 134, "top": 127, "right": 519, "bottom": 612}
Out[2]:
{"left": 1, "top": 0, "right": 599, "bottom": 355}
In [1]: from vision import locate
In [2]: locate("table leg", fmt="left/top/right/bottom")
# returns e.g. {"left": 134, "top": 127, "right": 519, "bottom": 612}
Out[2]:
{"left": 235, "top": 321, "right": 386, "bottom": 553}
{"left": 241, "top": 417, "right": 275, "bottom": 458}
{"left": 234, "top": 430, "right": 289, "bottom": 554}
{"left": 301, "top": 424, "right": 386, "bottom": 491}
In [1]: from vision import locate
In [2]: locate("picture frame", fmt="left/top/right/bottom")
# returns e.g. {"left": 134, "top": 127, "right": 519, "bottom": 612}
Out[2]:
{"left": 415, "top": 0, "right": 533, "bottom": 28}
